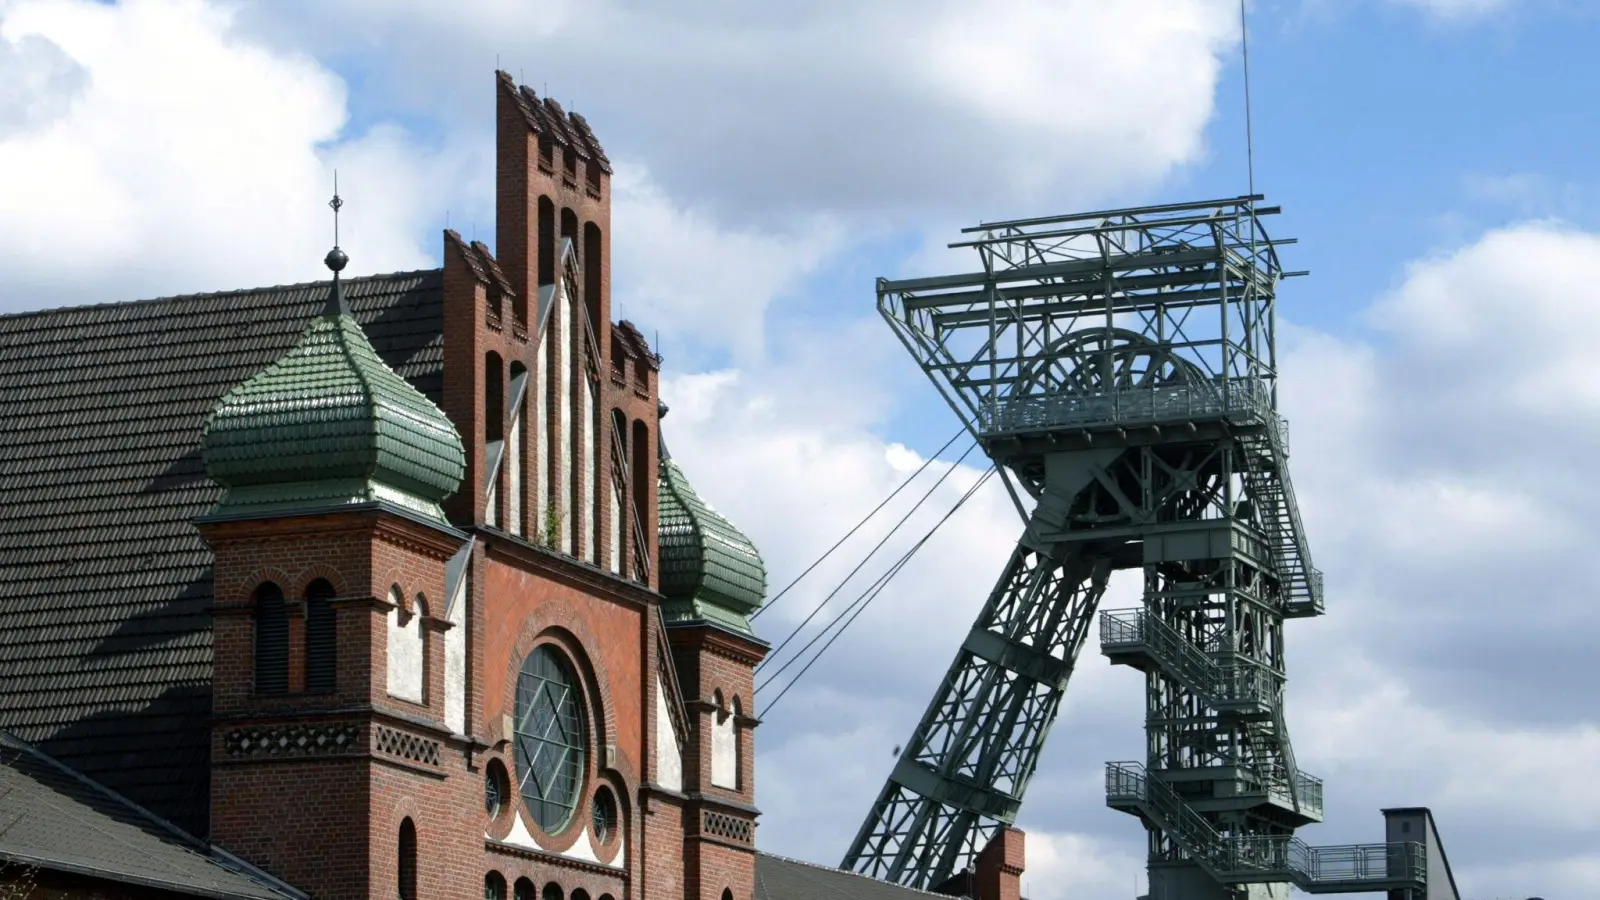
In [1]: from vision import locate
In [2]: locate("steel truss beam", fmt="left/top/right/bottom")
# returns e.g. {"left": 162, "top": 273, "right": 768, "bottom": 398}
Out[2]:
{"left": 841, "top": 534, "right": 1115, "bottom": 889}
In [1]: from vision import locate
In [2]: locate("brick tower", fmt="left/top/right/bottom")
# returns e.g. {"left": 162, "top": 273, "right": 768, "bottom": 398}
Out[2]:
{"left": 656, "top": 409, "right": 771, "bottom": 900}
{"left": 196, "top": 236, "right": 474, "bottom": 900}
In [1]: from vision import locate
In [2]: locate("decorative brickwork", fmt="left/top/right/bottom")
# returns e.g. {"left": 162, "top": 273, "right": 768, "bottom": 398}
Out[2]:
{"left": 223, "top": 722, "right": 360, "bottom": 758}
{"left": 701, "top": 810, "right": 754, "bottom": 845}
{"left": 374, "top": 725, "right": 442, "bottom": 767}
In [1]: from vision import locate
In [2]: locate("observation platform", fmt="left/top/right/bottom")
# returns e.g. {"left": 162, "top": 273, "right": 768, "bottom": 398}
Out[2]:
{"left": 1105, "top": 762, "right": 1426, "bottom": 895}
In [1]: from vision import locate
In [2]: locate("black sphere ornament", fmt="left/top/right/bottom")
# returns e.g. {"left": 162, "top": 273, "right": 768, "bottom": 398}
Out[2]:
{"left": 325, "top": 246, "right": 349, "bottom": 273}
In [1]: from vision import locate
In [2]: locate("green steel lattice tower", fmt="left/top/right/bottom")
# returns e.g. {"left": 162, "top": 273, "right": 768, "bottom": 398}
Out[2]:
{"left": 840, "top": 198, "right": 1429, "bottom": 899}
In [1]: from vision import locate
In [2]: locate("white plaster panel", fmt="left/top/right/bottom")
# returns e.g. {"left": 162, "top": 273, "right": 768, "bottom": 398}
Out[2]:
{"left": 581, "top": 374, "right": 595, "bottom": 564}
{"left": 386, "top": 599, "right": 424, "bottom": 704}
{"left": 535, "top": 337, "right": 548, "bottom": 538}
{"left": 508, "top": 413, "right": 522, "bottom": 537}
{"left": 609, "top": 483, "right": 622, "bottom": 574}
{"left": 558, "top": 283, "right": 572, "bottom": 555}
{"left": 655, "top": 677, "right": 683, "bottom": 792}
{"left": 711, "top": 704, "right": 737, "bottom": 789}
{"left": 444, "top": 568, "right": 467, "bottom": 735}
{"left": 492, "top": 815, "right": 625, "bottom": 871}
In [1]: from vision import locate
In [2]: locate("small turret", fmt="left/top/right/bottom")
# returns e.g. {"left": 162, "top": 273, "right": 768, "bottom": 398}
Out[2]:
{"left": 200, "top": 192, "right": 466, "bottom": 525}
{"left": 656, "top": 404, "right": 766, "bottom": 634}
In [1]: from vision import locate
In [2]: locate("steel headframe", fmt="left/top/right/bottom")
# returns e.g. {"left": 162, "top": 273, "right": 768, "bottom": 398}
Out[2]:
{"left": 842, "top": 197, "right": 1414, "bottom": 898}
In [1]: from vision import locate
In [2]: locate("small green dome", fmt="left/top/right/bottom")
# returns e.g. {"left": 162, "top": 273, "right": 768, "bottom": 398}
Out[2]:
{"left": 200, "top": 272, "right": 465, "bottom": 525}
{"left": 658, "top": 454, "right": 767, "bottom": 635}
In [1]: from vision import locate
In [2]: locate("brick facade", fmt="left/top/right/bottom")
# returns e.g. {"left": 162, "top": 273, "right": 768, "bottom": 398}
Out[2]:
{"left": 191, "top": 72, "right": 773, "bottom": 900}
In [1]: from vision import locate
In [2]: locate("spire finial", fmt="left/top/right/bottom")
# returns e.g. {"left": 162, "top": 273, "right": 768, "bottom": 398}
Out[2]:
{"left": 321, "top": 172, "right": 350, "bottom": 318}
{"left": 325, "top": 171, "right": 348, "bottom": 275}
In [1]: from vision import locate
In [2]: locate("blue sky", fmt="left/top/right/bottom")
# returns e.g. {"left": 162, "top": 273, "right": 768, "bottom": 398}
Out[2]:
{"left": 3, "top": 0, "right": 1598, "bottom": 897}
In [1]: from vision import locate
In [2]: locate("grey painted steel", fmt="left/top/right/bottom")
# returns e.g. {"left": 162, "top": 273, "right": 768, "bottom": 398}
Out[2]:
{"left": 842, "top": 199, "right": 1414, "bottom": 895}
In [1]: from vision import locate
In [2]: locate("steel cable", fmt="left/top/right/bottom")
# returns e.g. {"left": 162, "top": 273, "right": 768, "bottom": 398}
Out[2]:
{"left": 754, "top": 438, "right": 980, "bottom": 673}
{"left": 759, "top": 467, "right": 997, "bottom": 718}
{"left": 751, "top": 425, "right": 967, "bottom": 622}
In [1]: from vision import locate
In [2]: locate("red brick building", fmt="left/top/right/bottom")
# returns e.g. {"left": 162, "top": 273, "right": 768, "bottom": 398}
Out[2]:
{"left": 0, "top": 72, "right": 1028, "bottom": 900}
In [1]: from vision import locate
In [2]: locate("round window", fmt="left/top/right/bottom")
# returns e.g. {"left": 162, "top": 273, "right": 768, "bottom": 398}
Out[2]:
{"left": 514, "top": 646, "right": 586, "bottom": 832}
{"left": 591, "top": 787, "right": 618, "bottom": 845}
{"left": 485, "top": 758, "right": 510, "bottom": 819}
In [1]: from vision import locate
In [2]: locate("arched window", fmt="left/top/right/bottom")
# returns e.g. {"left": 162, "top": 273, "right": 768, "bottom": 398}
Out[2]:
{"left": 304, "top": 578, "right": 337, "bottom": 694}
{"left": 537, "top": 197, "right": 555, "bottom": 287}
{"left": 572, "top": 890, "right": 592, "bottom": 900}
{"left": 582, "top": 222, "right": 602, "bottom": 332}
{"left": 398, "top": 818, "right": 417, "bottom": 900}
{"left": 513, "top": 877, "right": 535, "bottom": 900}
{"left": 486, "top": 872, "right": 507, "bottom": 900}
{"left": 253, "top": 582, "right": 288, "bottom": 695}
{"left": 514, "top": 646, "right": 586, "bottom": 832}
{"left": 721, "top": 891, "right": 734, "bottom": 900}
{"left": 386, "top": 587, "right": 425, "bottom": 704}
{"left": 508, "top": 360, "right": 528, "bottom": 537}
{"left": 542, "top": 883, "right": 564, "bottom": 900}
{"left": 486, "top": 351, "right": 505, "bottom": 443}
{"left": 711, "top": 689, "right": 736, "bottom": 789}
{"left": 560, "top": 209, "right": 578, "bottom": 263}
{"left": 630, "top": 420, "right": 649, "bottom": 565}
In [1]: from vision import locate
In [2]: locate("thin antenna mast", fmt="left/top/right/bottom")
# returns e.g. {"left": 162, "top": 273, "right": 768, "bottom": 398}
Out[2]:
{"left": 330, "top": 170, "right": 342, "bottom": 247}
{"left": 1240, "top": 0, "right": 1257, "bottom": 198}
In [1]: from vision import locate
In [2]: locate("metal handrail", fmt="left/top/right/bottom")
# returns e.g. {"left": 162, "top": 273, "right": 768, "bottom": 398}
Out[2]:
{"left": 1099, "top": 623, "right": 1319, "bottom": 821}
{"left": 1106, "top": 762, "right": 1423, "bottom": 886}
{"left": 983, "top": 376, "right": 1276, "bottom": 436}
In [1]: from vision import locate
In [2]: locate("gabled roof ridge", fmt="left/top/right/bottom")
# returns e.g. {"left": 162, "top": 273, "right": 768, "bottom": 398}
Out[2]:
{"left": 0, "top": 269, "right": 443, "bottom": 323}
{"left": 754, "top": 851, "right": 954, "bottom": 898}
{"left": 0, "top": 729, "right": 307, "bottom": 900}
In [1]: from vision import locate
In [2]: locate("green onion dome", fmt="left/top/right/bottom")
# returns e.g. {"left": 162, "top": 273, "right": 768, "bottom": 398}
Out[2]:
{"left": 200, "top": 252, "right": 465, "bottom": 524}
{"left": 657, "top": 418, "right": 766, "bottom": 635}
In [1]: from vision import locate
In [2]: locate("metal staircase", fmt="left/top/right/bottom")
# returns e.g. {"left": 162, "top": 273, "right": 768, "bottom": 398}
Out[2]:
{"left": 1106, "top": 761, "right": 1427, "bottom": 894}
{"left": 1100, "top": 609, "right": 1322, "bottom": 820}
{"left": 1239, "top": 422, "right": 1323, "bottom": 618}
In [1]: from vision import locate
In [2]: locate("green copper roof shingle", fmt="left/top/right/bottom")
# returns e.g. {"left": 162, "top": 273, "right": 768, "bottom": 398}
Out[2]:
{"left": 658, "top": 457, "right": 767, "bottom": 634}
{"left": 200, "top": 279, "right": 465, "bottom": 524}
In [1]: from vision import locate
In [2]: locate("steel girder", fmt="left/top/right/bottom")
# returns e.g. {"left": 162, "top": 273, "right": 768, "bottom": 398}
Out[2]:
{"left": 840, "top": 523, "right": 1118, "bottom": 889}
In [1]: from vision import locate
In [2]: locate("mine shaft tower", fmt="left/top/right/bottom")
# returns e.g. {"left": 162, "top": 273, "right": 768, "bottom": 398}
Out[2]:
{"left": 841, "top": 198, "right": 1429, "bottom": 898}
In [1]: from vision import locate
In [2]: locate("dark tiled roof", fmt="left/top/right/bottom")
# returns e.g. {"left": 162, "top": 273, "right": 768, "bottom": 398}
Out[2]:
{"left": 613, "top": 320, "right": 660, "bottom": 371}
{"left": 755, "top": 854, "right": 954, "bottom": 900}
{"left": 0, "top": 271, "right": 444, "bottom": 835}
{"left": 0, "top": 729, "right": 303, "bottom": 900}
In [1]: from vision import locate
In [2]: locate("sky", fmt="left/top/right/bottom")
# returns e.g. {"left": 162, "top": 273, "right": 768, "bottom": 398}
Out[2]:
{"left": 2, "top": 0, "right": 1597, "bottom": 897}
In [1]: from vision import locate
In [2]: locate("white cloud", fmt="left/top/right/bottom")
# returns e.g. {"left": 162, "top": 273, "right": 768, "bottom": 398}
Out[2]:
{"left": 610, "top": 164, "right": 844, "bottom": 361}
{"left": 240, "top": 0, "right": 1241, "bottom": 221}
{"left": 1018, "top": 831, "right": 1146, "bottom": 900}
{"left": 0, "top": 0, "right": 467, "bottom": 311}
{"left": 1270, "top": 221, "right": 1600, "bottom": 895}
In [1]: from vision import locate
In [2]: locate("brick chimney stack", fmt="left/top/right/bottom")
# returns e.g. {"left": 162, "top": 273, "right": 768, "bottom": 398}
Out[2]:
{"left": 974, "top": 827, "right": 1027, "bottom": 900}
